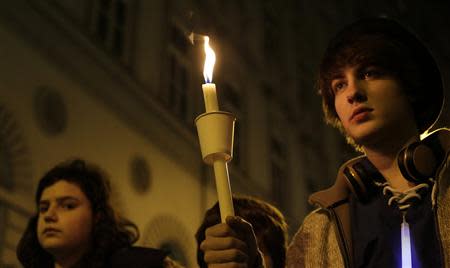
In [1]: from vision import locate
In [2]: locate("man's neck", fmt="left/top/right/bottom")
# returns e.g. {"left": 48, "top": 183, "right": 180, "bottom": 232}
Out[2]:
{"left": 363, "top": 135, "right": 419, "bottom": 191}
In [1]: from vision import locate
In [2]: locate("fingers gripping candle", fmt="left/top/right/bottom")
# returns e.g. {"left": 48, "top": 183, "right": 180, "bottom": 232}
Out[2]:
{"left": 196, "top": 36, "right": 235, "bottom": 222}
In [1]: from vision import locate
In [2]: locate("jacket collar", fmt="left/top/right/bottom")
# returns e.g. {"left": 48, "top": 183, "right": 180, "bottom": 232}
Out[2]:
{"left": 309, "top": 155, "right": 366, "bottom": 208}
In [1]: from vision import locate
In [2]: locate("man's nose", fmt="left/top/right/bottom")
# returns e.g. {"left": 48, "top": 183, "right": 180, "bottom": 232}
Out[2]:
{"left": 346, "top": 79, "right": 367, "bottom": 104}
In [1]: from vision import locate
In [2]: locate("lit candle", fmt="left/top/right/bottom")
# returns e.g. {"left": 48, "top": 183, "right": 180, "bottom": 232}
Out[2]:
{"left": 203, "top": 36, "right": 219, "bottom": 112}
{"left": 196, "top": 35, "right": 235, "bottom": 222}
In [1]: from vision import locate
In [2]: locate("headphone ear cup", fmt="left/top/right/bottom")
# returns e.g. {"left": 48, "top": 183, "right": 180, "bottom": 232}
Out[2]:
{"left": 343, "top": 165, "right": 368, "bottom": 202}
{"left": 343, "top": 158, "right": 382, "bottom": 202}
{"left": 398, "top": 142, "right": 437, "bottom": 183}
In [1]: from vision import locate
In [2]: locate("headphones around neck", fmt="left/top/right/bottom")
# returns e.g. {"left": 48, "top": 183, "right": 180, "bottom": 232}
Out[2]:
{"left": 342, "top": 128, "right": 450, "bottom": 202}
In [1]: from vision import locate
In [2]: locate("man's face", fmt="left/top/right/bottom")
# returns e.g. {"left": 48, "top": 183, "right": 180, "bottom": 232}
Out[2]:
{"left": 332, "top": 65, "right": 417, "bottom": 148}
{"left": 37, "top": 180, "right": 94, "bottom": 257}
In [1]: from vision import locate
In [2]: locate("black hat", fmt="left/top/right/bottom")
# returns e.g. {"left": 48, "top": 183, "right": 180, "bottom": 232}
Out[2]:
{"left": 322, "top": 17, "right": 444, "bottom": 134}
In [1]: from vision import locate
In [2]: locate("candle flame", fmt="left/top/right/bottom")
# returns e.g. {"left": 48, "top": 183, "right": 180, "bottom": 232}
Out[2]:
{"left": 203, "top": 36, "right": 216, "bottom": 83}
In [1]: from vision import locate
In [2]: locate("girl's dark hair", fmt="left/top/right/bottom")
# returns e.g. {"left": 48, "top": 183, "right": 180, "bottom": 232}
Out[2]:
{"left": 318, "top": 17, "right": 443, "bottom": 148}
{"left": 195, "top": 196, "right": 288, "bottom": 268}
{"left": 16, "top": 159, "right": 139, "bottom": 268}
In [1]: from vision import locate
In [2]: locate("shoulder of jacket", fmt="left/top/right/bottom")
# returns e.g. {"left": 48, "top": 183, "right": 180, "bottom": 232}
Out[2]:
{"left": 287, "top": 208, "right": 340, "bottom": 267}
{"left": 309, "top": 155, "right": 366, "bottom": 208}
{"left": 301, "top": 208, "right": 332, "bottom": 230}
{"left": 289, "top": 208, "right": 333, "bottom": 245}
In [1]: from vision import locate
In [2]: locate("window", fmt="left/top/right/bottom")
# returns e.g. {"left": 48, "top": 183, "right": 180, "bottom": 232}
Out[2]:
{"left": 165, "top": 20, "right": 193, "bottom": 125}
{"left": 270, "top": 134, "right": 288, "bottom": 208}
{"left": 263, "top": 3, "right": 280, "bottom": 60}
{"left": 168, "top": 53, "right": 188, "bottom": 120}
{"left": 266, "top": 92, "right": 290, "bottom": 208}
{"left": 89, "top": 0, "right": 135, "bottom": 65}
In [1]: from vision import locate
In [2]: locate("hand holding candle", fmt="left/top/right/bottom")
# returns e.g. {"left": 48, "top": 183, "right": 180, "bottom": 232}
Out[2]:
{"left": 196, "top": 36, "right": 235, "bottom": 222}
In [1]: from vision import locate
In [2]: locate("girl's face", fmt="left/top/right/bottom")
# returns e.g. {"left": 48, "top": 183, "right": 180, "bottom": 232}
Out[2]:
{"left": 37, "top": 180, "right": 95, "bottom": 258}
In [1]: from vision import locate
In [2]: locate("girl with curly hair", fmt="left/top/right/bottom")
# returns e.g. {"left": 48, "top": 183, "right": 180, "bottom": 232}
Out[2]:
{"left": 16, "top": 159, "right": 174, "bottom": 268}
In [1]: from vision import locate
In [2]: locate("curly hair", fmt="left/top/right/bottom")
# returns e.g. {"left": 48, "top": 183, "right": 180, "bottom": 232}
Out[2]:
{"left": 195, "top": 195, "right": 288, "bottom": 268}
{"left": 318, "top": 17, "right": 443, "bottom": 150}
{"left": 16, "top": 159, "right": 139, "bottom": 268}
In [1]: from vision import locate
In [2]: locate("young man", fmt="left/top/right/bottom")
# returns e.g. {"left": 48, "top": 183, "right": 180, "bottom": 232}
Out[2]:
{"left": 199, "top": 17, "right": 449, "bottom": 267}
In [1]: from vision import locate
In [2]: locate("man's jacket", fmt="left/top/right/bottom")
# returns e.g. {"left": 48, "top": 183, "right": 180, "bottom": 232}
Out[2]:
{"left": 287, "top": 154, "right": 450, "bottom": 267}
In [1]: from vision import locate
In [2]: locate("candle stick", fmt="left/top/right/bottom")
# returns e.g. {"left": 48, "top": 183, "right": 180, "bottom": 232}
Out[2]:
{"left": 214, "top": 159, "right": 234, "bottom": 222}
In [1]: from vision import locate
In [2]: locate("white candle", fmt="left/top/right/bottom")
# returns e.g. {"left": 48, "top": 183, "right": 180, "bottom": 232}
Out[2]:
{"left": 202, "top": 83, "right": 219, "bottom": 112}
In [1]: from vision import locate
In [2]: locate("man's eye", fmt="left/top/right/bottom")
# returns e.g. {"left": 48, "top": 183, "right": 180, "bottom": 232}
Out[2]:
{"left": 332, "top": 82, "right": 346, "bottom": 92}
{"left": 363, "top": 71, "right": 375, "bottom": 79}
{"left": 362, "top": 68, "right": 382, "bottom": 79}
